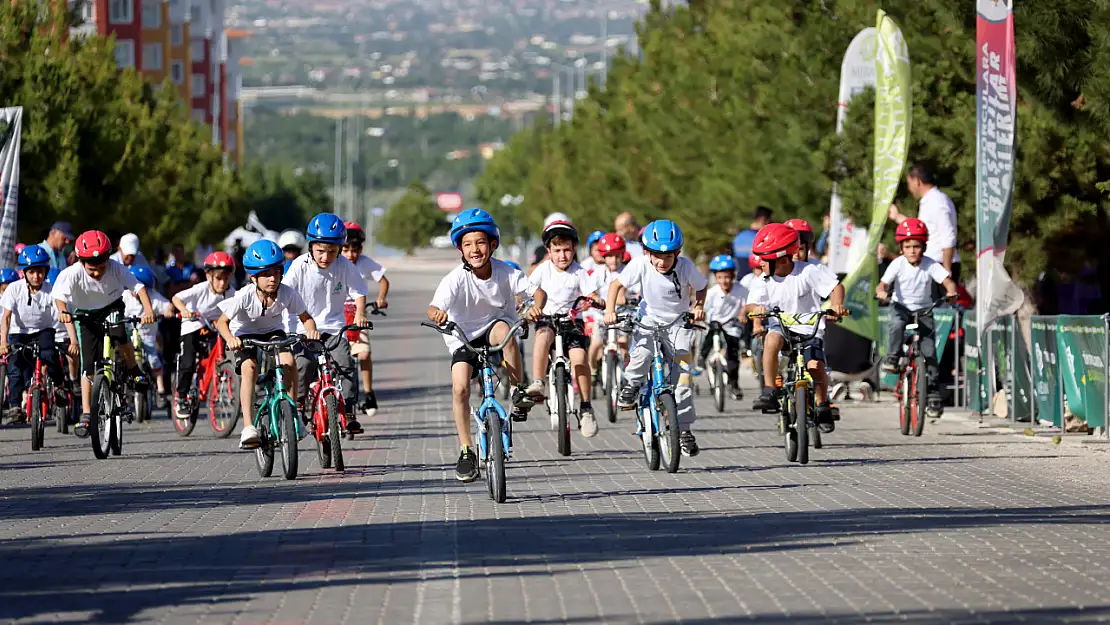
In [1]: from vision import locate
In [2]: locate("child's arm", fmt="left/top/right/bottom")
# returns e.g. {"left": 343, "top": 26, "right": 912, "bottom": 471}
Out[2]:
{"left": 604, "top": 280, "right": 625, "bottom": 325}
{"left": 298, "top": 313, "right": 320, "bottom": 341}
{"left": 427, "top": 305, "right": 448, "bottom": 325}
{"left": 172, "top": 294, "right": 193, "bottom": 319}
{"left": 941, "top": 276, "right": 959, "bottom": 300}
{"left": 828, "top": 283, "right": 847, "bottom": 317}
{"left": 691, "top": 287, "right": 707, "bottom": 322}
{"left": 876, "top": 280, "right": 891, "bottom": 301}
{"left": 55, "top": 298, "right": 71, "bottom": 324}
{"left": 136, "top": 288, "right": 156, "bottom": 325}
{"left": 216, "top": 314, "right": 240, "bottom": 351}
{"left": 0, "top": 309, "right": 11, "bottom": 354}
{"left": 352, "top": 295, "right": 368, "bottom": 327}
{"left": 65, "top": 321, "right": 78, "bottom": 355}
{"left": 375, "top": 276, "right": 390, "bottom": 309}
{"left": 527, "top": 288, "right": 546, "bottom": 320}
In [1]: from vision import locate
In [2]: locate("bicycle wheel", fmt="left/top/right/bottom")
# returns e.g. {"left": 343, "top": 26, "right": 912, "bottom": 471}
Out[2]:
{"left": 279, "top": 400, "right": 299, "bottom": 480}
{"left": 89, "top": 374, "right": 112, "bottom": 459}
{"left": 209, "top": 362, "right": 240, "bottom": 438}
{"left": 109, "top": 385, "right": 123, "bottom": 456}
{"left": 329, "top": 397, "right": 345, "bottom": 472}
{"left": 657, "top": 391, "right": 681, "bottom": 473}
{"left": 134, "top": 388, "right": 150, "bottom": 424}
{"left": 55, "top": 393, "right": 69, "bottom": 435}
{"left": 315, "top": 398, "right": 331, "bottom": 469}
{"left": 604, "top": 353, "right": 618, "bottom": 423}
{"left": 254, "top": 412, "right": 275, "bottom": 478}
{"left": 486, "top": 410, "right": 506, "bottom": 503}
{"left": 713, "top": 360, "right": 726, "bottom": 413}
{"left": 30, "top": 387, "right": 43, "bottom": 451}
{"left": 555, "top": 365, "right": 570, "bottom": 457}
{"left": 810, "top": 424, "right": 822, "bottom": 449}
{"left": 784, "top": 402, "right": 798, "bottom": 463}
{"left": 794, "top": 386, "right": 809, "bottom": 465}
{"left": 172, "top": 389, "right": 198, "bottom": 437}
{"left": 898, "top": 366, "right": 911, "bottom": 436}
{"left": 912, "top": 356, "right": 927, "bottom": 437}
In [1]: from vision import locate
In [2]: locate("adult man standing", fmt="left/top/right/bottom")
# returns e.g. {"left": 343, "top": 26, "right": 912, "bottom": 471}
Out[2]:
{"left": 888, "top": 162, "right": 961, "bottom": 288}
{"left": 731, "top": 206, "right": 773, "bottom": 277}
{"left": 37, "top": 221, "right": 73, "bottom": 270}
{"left": 110, "top": 233, "right": 153, "bottom": 270}
{"left": 614, "top": 211, "right": 644, "bottom": 257}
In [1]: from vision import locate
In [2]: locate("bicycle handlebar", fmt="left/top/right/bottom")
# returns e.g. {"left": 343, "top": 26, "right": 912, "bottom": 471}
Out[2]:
{"left": 618, "top": 312, "right": 700, "bottom": 333}
{"left": 302, "top": 324, "right": 372, "bottom": 353}
{"left": 241, "top": 334, "right": 304, "bottom": 351}
{"left": 368, "top": 302, "right": 387, "bottom": 317}
{"left": 422, "top": 318, "right": 527, "bottom": 357}
{"left": 71, "top": 312, "right": 146, "bottom": 328}
{"left": 879, "top": 297, "right": 954, "bottom": 317}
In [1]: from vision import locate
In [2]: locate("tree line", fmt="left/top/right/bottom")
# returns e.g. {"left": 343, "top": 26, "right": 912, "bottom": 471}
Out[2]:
{"left": 475, "top": 0, "right": 1110, "bottom": 296}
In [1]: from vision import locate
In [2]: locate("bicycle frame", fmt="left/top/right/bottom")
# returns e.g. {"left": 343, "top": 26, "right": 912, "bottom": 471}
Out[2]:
{"left": 10, "top": 342, "right": 49, "bottom": 419}
{"left": 254, "top": 347, "right": 300, "bottom": 440}
{"left": 307, "top": 326, "right": 366, "bottom": 436}
{"left": 542, "top": 314, "right": 578, "bottom": 415}
{"left": 621, "top": 314, "right": 691, "bottom": 436}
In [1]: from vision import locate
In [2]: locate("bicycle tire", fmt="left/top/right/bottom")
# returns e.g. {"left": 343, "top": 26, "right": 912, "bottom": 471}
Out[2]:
{"left": 899, "top": 365, "right": 911, "bottom": 436}
{"left": 135, "top": 389, "right": 150, "bottom": 424}
{"left": 109, "top": 387, "right": 123, "bottom": 456}
{"left": 784, "top": 398, "right": 798, "bottom": 463}
{"left": 329, "top": 396, "right": 345, "bottom": 472}
{"left": 31, "top": 387, "right": 43, "bottom": 451}
{"left": 90, "top": 374, "right": 111, "bottom": 459}
{"left": 912, "top": 356, "right": 927, "bottom": 437}
{"left": 604, "top": 353, "right": 618, "bottom": 423}
{"left": 55, "top": 393, "right": 69, "bottom": 434}
{"left": 486, "top": 410, "right": 506, "bottom": 502}
{"left": 209, "top": 362, "right": 240, "bottom": 438}
{"left": 172, "top": 389, "right": 198, "bottom": 437}
{"left": 555, "top": 365, "right": 570, "bottom": 457}
{"left": 713, "top": 360, "right": 726, "bottom": 413}
{"left": 315, "top": 396, "right": 331, "bottom": 469}
{"left": 810, "top": 424, "right": 822, "bottom": 449}
{"left": 657, "top": 391, "right": 681, "bottom": 473}
{"left": 795, "top": 386, "right": 809, "bottom": 465}
{"left": 279, "top": 400, "right": 299, "bottom": 480}
{"left": 254, "top": 411, "right": 275, "bottom": 478}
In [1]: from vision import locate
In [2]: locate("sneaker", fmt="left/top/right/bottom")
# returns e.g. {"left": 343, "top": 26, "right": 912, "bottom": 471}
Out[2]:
{"left": 54, "top": 388, "right": 70, "bottom": 407}
{"left": 74, "top": 413, "right": 91, "bottom": 438}
{"left": 752, "top": 389, "right": 777, "bottom": 412}
{"left": 239, "top": 425, "right": 261, "bottom": 449}
{"left": 346, "top": 417, "right": 364, "bottom": 435}
{"left": 455, "top": 446, "right": 480, "bottom": 482}
{"left": 617, "top": 384, "right": 638, "bottom": 410}
{"left": 729, "top": 386, "right": 743, "bottom": 401}
{"left": 881, "top": 354, "right": 900, "bottom": 373}
{"left": 680, "top": 430, "right": 699, "bottom": 457}
{"left": 816, "top": 403, "right": 835, "bottom": 433}
{"left": 579, "top": 407, "right": 598, "bottom": 437}
{"left": 129, "top": 368, "right": 150, "bottom": 391}
{"left": 524, "top": 378, "right": 546, "bottom": 400}
{"left": 359, "top": 391, "right": 378, "bottom": 418}
{"left": 156, "top": 394, "right": 168, "bottom": 410}
{"left": 510, "top": 385, "right": 535, "bottom": 410}
{"left": 299, "top": 417, "right": 312, "bottom": 440}
{"left": 510, "top": 408, "right": 528, "bottom": 422}
{"left": 173, "top": 399, "right": 190, "bottom": 419}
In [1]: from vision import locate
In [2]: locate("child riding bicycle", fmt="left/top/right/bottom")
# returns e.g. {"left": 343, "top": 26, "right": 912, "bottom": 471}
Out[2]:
{"left": 124, "top": 265, "right": 175, "bottom": 405}
{"left": 171, "top": 251, "right": 237, "bottom": 417}
{"left": 698, "top": 254, "right": 749, "bottom": 401}
{"left": 340, "top": 221, "right": 389, "bottom": 419}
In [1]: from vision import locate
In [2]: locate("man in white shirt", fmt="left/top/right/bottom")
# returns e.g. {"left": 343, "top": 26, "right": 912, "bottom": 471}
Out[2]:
{"left": 889, "top": 162, "right": 961, "bottom": 291}
{"left": 110, "top": 233, "right": 153, "bottom": 272}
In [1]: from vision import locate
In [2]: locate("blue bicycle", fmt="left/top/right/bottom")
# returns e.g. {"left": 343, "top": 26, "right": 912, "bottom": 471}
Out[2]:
{"left": 617, "top": 312, "right": 699, "bottom": 473}
{"left": 423, "top": 318, "right": 527, "bottom": 503}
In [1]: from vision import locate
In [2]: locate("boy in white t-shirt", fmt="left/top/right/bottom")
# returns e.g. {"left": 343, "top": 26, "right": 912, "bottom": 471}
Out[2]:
{"left": 217, "top": 239, "right": 319, "bottom": 449}
{"left": 603, "top": 220, "right": 707, "bottom": 457}
{"left": 876, "top": 218, "right": 958, "bottom": 411}
{"left": 124, "top": 266, "right": 176, "bottom": 404}
{"left": 747, "top": 223, "right": 845, "bottom": 432}
{"left": 341, "top": 221, "right": 389, "bottom": 418}
{"left": 171, "top": 251, "right": 237, "bottom": 418}
{"left": 525, "top": 220, "right": 601, "bottom": 438}
{"left": 698, "top": 254, "right": 748, "bottom": 400}
{"left": 283, "top": 214, "right": 371, "bottom": 436}
{"left": 428, "top": 209, "right": 544, "bottom": 483}
{"left": 579, "top": 230, "right": 606, "bottom": 273}
{"left": 586, "top": 233, "right": 630, "bottom": 377}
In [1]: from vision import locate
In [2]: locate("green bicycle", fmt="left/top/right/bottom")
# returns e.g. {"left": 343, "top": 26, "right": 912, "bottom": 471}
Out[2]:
{"left": 241, "top": 334, "right": 303, "bottom": 480}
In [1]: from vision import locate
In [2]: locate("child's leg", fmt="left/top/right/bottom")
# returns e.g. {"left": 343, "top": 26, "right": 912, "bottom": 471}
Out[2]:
{"left": 279, "top": 350, "right": 298, "bottom": 407}
{"left": 37, "top": 331, "right": 63, "bottom": 388}
{"left": 144, "top": 340, "right": 165, "bottom": 394}
{"left": 762, "top": 331, "right": 785, "bottom": 388}
{"left": 808, "top": 360, "right": 830, "bottom": 405}
{"left": 176, "top": 333, "right": 198, "bottom": 395}
{"left": 489, "top": 321, "right": 522, "bottom": 383}
{"left": 7, "top": 335, "right": 28, "bottom": 410}
{"left": 621, "top": 330, "right": 654, "bottom": 388}
{"left": 294, "top": 347, "right": 314, "bottom": 408}
{"left": 724, "top": 334, "right": 741, "bottom": 387}
{"left": 359, "top": 351, "right": 372, "bottom": 394}
{"left": 450, "top": 362, "right": 474, "bottom": 447}
{"left": 569, "top": 347, "right": 590, "bottom": 403}
{"left": 885, "top": 306, "right": 909, "bottom": 363}
{"left": 588, "top": 334, "right": 603, "bottom": 373}
{"left": 531, "top": 326, "right": 554, "bottom": 382}
{"left": 918, "top": 311, "right": 940, "bottom": 388}
{"left": 77, "top": 323, "right": 102, "bottom": 416}
{"left": 667, "top": 328, "right": 697, "bottom": 429}
{"left": 239, "top": 358, "right": 257, "bottom": 427}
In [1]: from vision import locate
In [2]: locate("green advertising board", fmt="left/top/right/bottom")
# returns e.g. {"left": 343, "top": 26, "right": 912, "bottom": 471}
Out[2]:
{"left": 1030, "top": 316, "right": 1061, "bottom": 427}
{"left": 963, "top": 311, "right": 989, "bottom": 413}
{"left": 1056, "top": 315, "right": 1108, "bottom": 429}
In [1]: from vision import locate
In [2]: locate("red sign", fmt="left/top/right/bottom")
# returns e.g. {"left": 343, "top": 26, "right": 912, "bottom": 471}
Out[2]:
{"left": 436, "top": 193, "right": 463, "bottom": 212}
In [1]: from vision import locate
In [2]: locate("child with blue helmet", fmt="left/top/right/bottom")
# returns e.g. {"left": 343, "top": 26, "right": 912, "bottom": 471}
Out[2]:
{"left": 0, "top": 268, "right": 20, "bottom": 297}
{"left": 428, "top": 208, "right": 546, "bottom": 482}
{"left": 603, "top": 219, "right": 707, "bottom": 457}
{"left": 124, "top": 265, "right": 176, "bottom": 405}
{"left": 580, "top": 230, "right": 607, "bottom": 272}
{"left": 283, "top": 213, "right": 372, "bottom": 436}
{"left": 0, "top": 247, "right": 72, "bottom": 422}
{"left": 697, "top": 254, "right": 748, "bottom": 401}
{"left": 216, "top": 239, "right": 320, "bottom": 449}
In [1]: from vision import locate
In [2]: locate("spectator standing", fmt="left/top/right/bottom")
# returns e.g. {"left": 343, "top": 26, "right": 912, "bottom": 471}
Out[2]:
{"left": 614, "top": 212, "right": 644, "bottom": 258}
{"left": 889, "top": 162, "right": 961, "bottom": 293}
{"left": 731, "top": 206, "right": 773, "bottom": 277}
{"left": 37, "top": 222, "right": 73, "bottom": 270}
{"left": 110, "top": 233, "right": 153, "bottom": 271}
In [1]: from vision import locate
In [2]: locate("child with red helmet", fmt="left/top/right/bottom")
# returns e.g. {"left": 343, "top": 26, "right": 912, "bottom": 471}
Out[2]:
{"left": 747, "top": 223, "right": 845, "bottom": 432}
{"left": 170, "top": 251, "right": 238, "bottom": 418}
{"left": 53, "top": 230, "right": 157, "bottom": 437}
{"left": 784, "top": 219, "right": 817, "bottom": 265}
{"left": 340, "top": 221, "right": 390, "bottom": 419}
{"left": 586, "top": 233, "right": 631, "bottom": 378}
{"left": 876, "top": 218, "right": 958, "bottom": 411}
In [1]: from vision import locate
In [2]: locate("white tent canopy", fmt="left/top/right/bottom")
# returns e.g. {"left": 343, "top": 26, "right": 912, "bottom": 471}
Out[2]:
{"left": 222, "top": 211, "right": 279, "bottom": 249}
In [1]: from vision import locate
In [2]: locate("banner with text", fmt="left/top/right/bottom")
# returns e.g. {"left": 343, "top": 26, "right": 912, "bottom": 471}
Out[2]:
{"left": 837, "top": 10, "right": 911, "bottom": 342}
{"left": 0, "top": 107, "right": 21, "bottom": 269}
{"left": 963, "top": 311, "right": 989, "bottom": 413}
{"left": 1030, "top": 316, "right": 1062, "bottom": 427}
{"left": 1056, "top": 315, "right": 1107, "bottom": 429}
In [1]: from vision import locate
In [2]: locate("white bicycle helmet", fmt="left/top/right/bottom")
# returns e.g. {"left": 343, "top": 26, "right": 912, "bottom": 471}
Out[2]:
{"left": 543, "top": 212, "right": 573, "bottom": 229}
{"left": 277, "top": 229, "right": 306, "bottom": 251}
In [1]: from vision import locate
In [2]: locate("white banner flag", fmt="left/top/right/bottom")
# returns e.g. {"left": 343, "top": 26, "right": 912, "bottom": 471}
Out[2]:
{"left": 0, "top": 108, "right": 22, "bottom": 269}
{"left": 829, "top": 28, "right": 877, "bottom": 275}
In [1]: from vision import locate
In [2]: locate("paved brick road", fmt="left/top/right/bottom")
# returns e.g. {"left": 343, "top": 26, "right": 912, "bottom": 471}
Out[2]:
{"left": 3, "top": 268, "right": 1110, "bottom": 624}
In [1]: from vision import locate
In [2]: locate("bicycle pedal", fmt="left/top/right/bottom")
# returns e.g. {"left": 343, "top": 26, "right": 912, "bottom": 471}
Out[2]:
{"left": 511, "top": 411, "right": 527, "bottom": 422}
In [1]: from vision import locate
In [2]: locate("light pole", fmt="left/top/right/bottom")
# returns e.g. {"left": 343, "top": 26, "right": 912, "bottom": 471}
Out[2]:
{"left": 362, "top": 158, "right": 400, "bottom": 229}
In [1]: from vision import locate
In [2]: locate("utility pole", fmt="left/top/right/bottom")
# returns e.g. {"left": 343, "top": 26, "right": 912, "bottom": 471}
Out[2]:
{"left": 600, "top": 11, "right": 608, "bottom": 87}
{"left": 333, "top": 118, "right": 342, "bottom": 213}
{"left": 346, "top": 116, "right": 355, "bottom": 222}
{"left": 553, "top": 71, "right": 561, "bottom": 126}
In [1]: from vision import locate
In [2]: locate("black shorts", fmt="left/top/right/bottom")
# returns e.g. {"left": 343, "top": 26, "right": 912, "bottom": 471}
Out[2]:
{"left": 802, "top": 338, "right": 826, "bottom": 366}
{"left": 232, "top": 330, "right": 289, "bottom": 374}
{"left": 535, "top": 318, "right": 588, "bottom": 351}
{"left": 451, "top": 334, "right": 490, "bottom": 379}
{"left": 74, "top": 300, "right": 128, "bottom": 377}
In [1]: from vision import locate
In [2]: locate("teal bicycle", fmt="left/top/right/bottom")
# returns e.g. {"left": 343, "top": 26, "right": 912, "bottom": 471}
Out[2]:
{"left": 241, "top": 334, "right": 303, "bottom": 480}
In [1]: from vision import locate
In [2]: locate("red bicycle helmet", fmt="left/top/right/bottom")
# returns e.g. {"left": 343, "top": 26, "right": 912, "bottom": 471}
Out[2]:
{"left": 784, "top": 218, "right": 815, "bottom": 245}
{"left": 622, "top": 250, "right": 632, "bottom": 263}
{"left": 542, "top": 220, "right": 579, "bottom": 247}
{"left": 344, "top": 221, "right": 366, "bottom": 246}
{"left": 895, "top": 217, "right": 929, "bottom": 243}
{"left": 748, "top": 253, "right": 762, "bottom": 270}
{"left": 596, "top": 233, "right": 626, "bottom": 256}
{"left": 204, "top": 251, "right": 235, "bottom": 270}
{"left": 75, "top": 230, "right": 111, "bottom": 260}
{"left": 752, "top": 223, "right": 800, "bottom": 261}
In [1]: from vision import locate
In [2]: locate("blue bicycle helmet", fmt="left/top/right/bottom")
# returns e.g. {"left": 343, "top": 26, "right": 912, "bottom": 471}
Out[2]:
{"left": 45, "top": 268, "right": 61, "bottom": 286}
{"left": 17, "top": 245, "right": 50, "bottom": 269}
{"left": 641, "top": 219, "right": 684, "bottom": 253}
{"left": 130, "top": 265, "right": 155, "bottom": 288}
{"left": 586, "top": 230, "right": 606, "bottom": 249}
{"left": 283, "top": 258, "right": 294, "bottom": 274}
{"left": 306, "top": 212, "right": 347, "bottom": 245}
{"left": 449, "top": 208, "right": 499, "bottom": 248}
{"left": 503, "top": 259, "right": 522, "bottom": 272}
{"left": 708, "top": 254, "right": 737, "bottom": 272}
{"left": 243, "top": 239, "right": 285, "bottom": 275}
{"left": 0, "top": 268, "right": 20, "bottom": 285}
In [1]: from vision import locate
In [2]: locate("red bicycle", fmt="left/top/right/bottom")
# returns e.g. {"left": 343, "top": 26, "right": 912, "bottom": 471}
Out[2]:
{"left": 308, "top": 324, "right": 369, "bottom": 472}
{"left": 9, "top": 342, "right": 58, "bottom": 451}
{"left": 172, "top": 317, "right": 240, "bottom": 438}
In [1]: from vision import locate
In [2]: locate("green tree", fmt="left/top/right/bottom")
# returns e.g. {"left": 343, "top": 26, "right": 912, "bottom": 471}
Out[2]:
{"left": 377, "top": 180, "right": 444, "bottom": 254}
{"left": 236, "top": 163, "right": 330, "bottom": 232}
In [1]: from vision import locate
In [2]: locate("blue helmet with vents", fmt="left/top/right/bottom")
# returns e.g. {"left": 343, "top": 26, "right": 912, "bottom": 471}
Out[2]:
{"left": 708, "top": 254, "right": 737, "bottom": 272}
{"left": 306, "top": 213, "right": 347, "bottom": 245}
{"left": 243, "top": 240, "right": 285, "bottom": 275}
{"left": 449, "top": 208, "right": 499, "bottom": 248}
{"left": 641, "top": 220, "right": 684, "bottom": 253}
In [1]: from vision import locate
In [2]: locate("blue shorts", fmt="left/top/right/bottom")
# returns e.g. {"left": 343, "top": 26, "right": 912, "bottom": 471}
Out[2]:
{"left": 139, "top": 339, "right": 162, "bottom": 371}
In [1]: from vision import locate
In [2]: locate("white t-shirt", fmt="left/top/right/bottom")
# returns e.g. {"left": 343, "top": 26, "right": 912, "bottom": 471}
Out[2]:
{"left": 528, "top": 260, "right": 597, "bottom": 315}
{"left": 739, "top": 272, "right": 761, "bottom": 300}
{"left": 616, "top": 255, "right": 707, "bottom": 324}
{"left": 1, "top": 280, "right": 57, "bottom": 335}
{"left": 218, "top": 283, "right": 307, "bottom": 337}
{"left": 282, "top": 254, "right": 368, "bottom": 334}
{"left": 624, "top": 240, "right": 644, "bottom": 258}
{"left": 917, "top": 187, "right": 960, "bottom": 264}
{"left": 580, "top": 256, "right": 598, "bottom": 273}
{"left": 705, "top": 282, "right": 748, "bottom": 336}
{"left": 175, "top": 282, "right": 237, "bottom": 336}
{"left": 124, "top": 290, "right": 173, "bottom": 344}
{"left": 429, "top": 259, "right": 537, "bottom": 353}
{"left": 350, "top": 255, "right": 386, "bottom": 300}
{"left": 53, "top": 260, "right": 145, "bottom": 311}
{"left": 751, "top": 262, "right": 840, "bottom": 337}
{"left": 881, "top": 256, "right": 950, "bottom": 311}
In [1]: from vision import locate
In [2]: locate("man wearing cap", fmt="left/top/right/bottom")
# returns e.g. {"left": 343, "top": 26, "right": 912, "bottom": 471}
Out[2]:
{"left": 110, "top": 233, "right": 153, "bottom": 271}
{"left": 38, "top": 222, "right": 74, "bottom": 270}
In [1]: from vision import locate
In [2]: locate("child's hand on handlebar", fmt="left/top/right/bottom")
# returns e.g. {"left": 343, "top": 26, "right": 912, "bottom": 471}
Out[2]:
{"left": 228, "top": 337, "right": 243, "bottom": 351}
{"left": 691, "top": 304, "right": 706, "bottom": 322}
{"left": 603, "top": 309, "right": 617, "bottom": 326}
{"left": 140, "top": 312, "right": 156, "bottom": 325}
{"left": 67, "top": 342, "right": 80, "bottom": 357}
{"left": 304, "top": 329, "right": 320, "bottom": 342}
{"left": 180, "top": 310, "right": 196, "bottom": 320}
{"left": 427, "top": 307, "right": 448, "bottom": 326}
{"left": 525, "top": 302, "right": 542, "bottom": 322}
{"left": 354, "top": 313, "right": 370, "bottom": 329}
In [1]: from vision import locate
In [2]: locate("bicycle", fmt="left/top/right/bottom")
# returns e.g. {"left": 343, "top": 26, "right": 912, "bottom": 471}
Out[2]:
{"left": 8, "top": 341, "right": 57, "bottom": 451}
{"left": 702, "top": 320, "right": 741, "bottom": 414}
{"left": 883, "top": 298, "right": 947, "bottom": 437}
{"left": 172, "top": 316, "right": 240, "bottom": 438}
{"left": 537, "top": 297, "right": 597, "bottom": 457}
{"left": 53, "top": 345, "right": 77, "bottom": 435}
{"left": 306, "top": 324, "right": 370, "bottom": 472}
{"left": 750, "top": 308, "right": 841, "bottom": 465}
{"left": 73, "top": 312, "right": 144, "bottom": 460}
{"left": 496, "top": 299, "right": 532, "bottom": 402}
{"left": 422, "top": 318, "right": 527, "bottom": 503}
{"left": 126, "top": 321, "right": 155, "bottom": 424}
{"left": 241, "top": 334, "right": 304, "bottom": 480}
{"left": 599, "top": 304, "right": 635, "bottom": 423}
{"left": 616, "top": 312, "right": 699, "bottom": 473}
